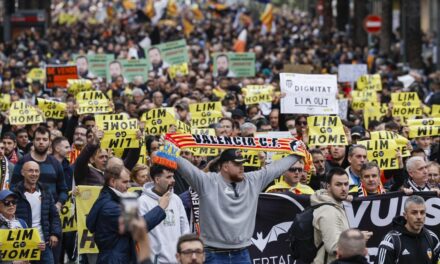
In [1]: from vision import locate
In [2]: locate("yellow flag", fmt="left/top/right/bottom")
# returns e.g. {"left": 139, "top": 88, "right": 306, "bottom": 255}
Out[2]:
{"left": 260, "top": 4, "right": 273, "bottom": 32}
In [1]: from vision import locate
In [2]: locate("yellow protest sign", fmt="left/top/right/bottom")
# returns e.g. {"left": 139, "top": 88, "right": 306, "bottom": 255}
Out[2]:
{"left": 351, "top": 90, "right": 378, "bottom": 102}
{"left": 189, "top": 102, "right": 223, "bottom": 128}
{"left": 391, "top": 92, "right": 420, "bottom": 107}
{"left": 101, "top": 119, "right": 139, "bottom": 149}
{"left": 356, "top": 74, "right": 382, "bottom": 91}
{"left": 0, "top": 228, "right": 42, "bottom": 261}
{"left": 175, "top": 120, "right": 191, "bottom": 134}
{"left": 60, "top": 194, "right": 77, "bottom": 233}
{"left": 307, "top": 116, "right": 348, "bottom": 146}
{"left": 95, "top": 113, "right": 128, "bottom": 129}
{"left": 243, "top": 85, "right": 274, "bottom": 105}
{"left": 363, "top": 105, "right": 387, "bottom": 129}
{"left": 351, "top": 101, "right": 378, "bottom": 112}
{"left": 370, "top": 131, "right": 410, "bottom": 157}
{"left": 76, "top": 91, "right": 112, "bottom": 115}
{"left": 431, "top": 105, "right": 440, "bottom": 117}
{"left": 392, "top": 106, "right": 422, "bottom": 121}
{"left": 168, "top": 63, "right": 189, "bottom": 79}
{"left": 76, "top": 186, "right": 102, "bottom": 254}
{"left": 142, "top": 108, "right": 177, "bottom": 135}
{"left": 186, "top": 128, "right": 219, "bottom": 156}
{"left": 37, "top": 98, "right": 66, "bottom": 119}
{"left": 26, "top": 68, "right": 45, "bottom": 83}
{"left": 407, "top": 118, "right": 440, "bottom": 138}
{"left": 67, "top": 79, "right": 93, "bottom": 95}
{"left": 241, "top": 149, "right": 261, "bottom": 167}
{"left": 9, "top": 101, "right": 44, "bottom": 125}
{"left": 358, "top": 139, "right": 399, "bottom": 170}
{"left": 0, "top": 94, "right": 11, "bottom": 111}
{"left": 137, "top": 137, "right": 148, "bottom": 164}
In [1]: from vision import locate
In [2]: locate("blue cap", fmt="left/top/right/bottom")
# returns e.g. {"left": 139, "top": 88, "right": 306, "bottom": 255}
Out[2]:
{"left": 0, "top": 190, "right": 18, "bottom": 202}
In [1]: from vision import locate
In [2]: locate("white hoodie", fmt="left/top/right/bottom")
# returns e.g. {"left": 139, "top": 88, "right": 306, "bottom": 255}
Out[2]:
{"left": 138, "top": 182, "right": 190, "bottom": 264}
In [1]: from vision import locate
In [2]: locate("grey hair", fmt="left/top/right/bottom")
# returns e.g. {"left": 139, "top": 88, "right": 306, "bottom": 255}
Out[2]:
{"left": 348, "top": 144, "right": 367, "bottom": 157}
{"left": 404, "top": 195, "right": 425, "bottom": 212}
{"left": 240, "top": 122, "right": 257, "bottom": 134}
{"left": 337, "top": 229, "right": 366, "bottom": 258}
{"left": 405, "top": 156, "right": 425, "bottom": 172}
{"left": 360, "top": 162, "right": 380, "bottom": 176}
{"left": 132, "top": 88, "right": 145, "bottom": 97}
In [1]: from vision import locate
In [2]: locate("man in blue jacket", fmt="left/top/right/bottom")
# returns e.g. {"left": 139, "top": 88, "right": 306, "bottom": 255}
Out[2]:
{"left": 13, "top": 161, "right": 61, "bottom": 264}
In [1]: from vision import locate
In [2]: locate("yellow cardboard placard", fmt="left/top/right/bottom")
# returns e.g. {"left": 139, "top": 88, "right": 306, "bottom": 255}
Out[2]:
{"left": 26, "top": 68, "right": 45, "bottom": 83}
{"left": 407, "top": 118, "right": 440, "bottom": 138}
{"left": 142, "top": 108, "right": 178, "bottom": 135}
{"left": 356, "top": 74, "right": 382, "bottom": 91}
{"left": 9, "top": 101, "right": 44, "bottom": 125}
{"left": 0, "top": 94, "right": 11, "bottom": 111}
{"left": 351, "top": 90, "right": 378, "bottom": 102}
{"left": 189, "top": 102, "right": 223, "bottom": 128}
{"left": 168, "top": 63, "right": 189, "bottom": 79}
{"left": 60, "top": 194, "right": 77, "bottom": 233}
{"left": 243, "top": 85, "right": 274, "bottom": 105}
{"left": 76, "top": 186, "right": 102, "bottom": 254}
{"left": 37, "top": 98, "right": 66, "bottom": 119}
{"left": 307, "top": 116, "right": 348, "bottom": 146}
{"left": 95, "top": 113, "right": 128, "bottom": 129}
{"left": 67, "top": 79, "right": 93, "bottom": 95}
{"left": 391, "top": 92, "right": 420, "bottom": 107}
{"left": 358, "top": 139, "right": 399, "bottom": 170}
{"left": 0, "top": 228, "right": 42, "bottom": 261}
{"left": 76, "top": 91, "right": 112, "bottom": 115}
{"left": 101, "top": 119, "right": 139, "bottom": 149}
{"left": 431, "top": 105, "right": 440, "bottom": 117}
{"left": 363, "top": 105, "right": 387, "bottom": 129}
{"left": 241, "top": 149, "right": 261, "bottom": 167}
{"left": 370, "top": 131, "right": 410, "bottom": 157}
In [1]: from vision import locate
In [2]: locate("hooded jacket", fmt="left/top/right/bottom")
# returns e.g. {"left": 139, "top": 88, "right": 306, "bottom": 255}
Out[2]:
{"left": 86, "top": 186, "right": 136, "bottom": 264}
{"left": 311, "top": 189, "right": 350, "bottom": 264}
{"left": 375, "top": 216, "right": 440, "bottom": 264}
{"left": 138, "top": 182, "right": 189, "bottom": 264}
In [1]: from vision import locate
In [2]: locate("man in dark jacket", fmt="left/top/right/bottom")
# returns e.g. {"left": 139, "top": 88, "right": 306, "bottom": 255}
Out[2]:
{"left": 13, "top": 160, "right": 62, "bottom": 264}
{"left": 376, "top": 195, "right": 440, "bottom": 264}
{"left": 86, "top": 164, "right": 136, "bottom": 264}
{"left": 330, "top": 229, "right": 369, "bottom": 264}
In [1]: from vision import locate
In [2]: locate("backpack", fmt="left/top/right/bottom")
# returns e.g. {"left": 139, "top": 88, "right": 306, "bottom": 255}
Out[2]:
{"left": 289, "top": 203, "right": 336, "bottom": 264}
{"left": 390, "top": 228, "right": 435, "bottom": 263}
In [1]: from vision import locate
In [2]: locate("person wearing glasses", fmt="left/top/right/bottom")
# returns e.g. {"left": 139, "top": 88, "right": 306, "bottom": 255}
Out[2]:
{"left": 12, "top": 161, "right": 61, "bottom": 263}
{"left": 0, "top": 190, "right": 46, "bottom": 261}
{"left": 176, "top": 234, "right": 205, "bottom": 264}
{"left": 265, "top": 158, "right": 314, "bottom": 194}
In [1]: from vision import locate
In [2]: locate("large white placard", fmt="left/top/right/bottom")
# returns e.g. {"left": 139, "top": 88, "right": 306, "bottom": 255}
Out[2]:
{"left": 280, "top": 73, "right": 338, "bottom": 115}
{"left": 337, "top": 64, "right": 368, "bottom": 83}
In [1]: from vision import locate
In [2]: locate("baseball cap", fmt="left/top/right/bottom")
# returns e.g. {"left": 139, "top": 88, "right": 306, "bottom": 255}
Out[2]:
{"left": 231, "top": 109, "right": 245, "bottom": 119}
{"left": 0, "top": 190, "right": 18, "bottom": 202}
{"left": 219, "top": 149, "right": 246, "bottom": 164}
{"left": 351, "top": 126, "right": 365, "bottom": 137}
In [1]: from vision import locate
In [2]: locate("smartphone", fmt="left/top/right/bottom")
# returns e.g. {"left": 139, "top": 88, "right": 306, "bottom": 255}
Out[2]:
{"left": 120, "top": 192, "right": 139, "bottom": 232}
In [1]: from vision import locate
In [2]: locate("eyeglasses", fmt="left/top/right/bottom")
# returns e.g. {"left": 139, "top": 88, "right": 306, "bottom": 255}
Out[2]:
{"left": 297, "top": 121, "right": 307, "bottom": 126}
{"left": 180, "top": 249, "right": 204, "bottom": 256}
{"left": 2, "top": 200, "right": 17, "bottom": 207}
{"left": 288, "top": 168, "right": 303, "bottom": 173}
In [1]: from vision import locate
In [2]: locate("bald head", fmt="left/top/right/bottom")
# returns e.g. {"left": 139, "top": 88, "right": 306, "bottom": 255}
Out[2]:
{"left": 21, "top": 161, "right": 40, "bottom": 186}
{"left": 107, "top": 157, "right": 124, "bottom": 169}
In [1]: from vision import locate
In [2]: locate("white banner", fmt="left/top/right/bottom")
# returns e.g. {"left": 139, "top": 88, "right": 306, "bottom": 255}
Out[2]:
{"left": 338, "top": 64, "right": 368, "bottom": 83}
{"left": 280, "top": 73, "right": 338, "bottom": 115}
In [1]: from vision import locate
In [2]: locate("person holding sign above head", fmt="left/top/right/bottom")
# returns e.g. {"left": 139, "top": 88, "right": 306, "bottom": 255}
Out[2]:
{"left": 12, "top": 161, "right": 61, "bottom": 264}
{"left": 170, "top": 143, "right": 306, "bottom": 264}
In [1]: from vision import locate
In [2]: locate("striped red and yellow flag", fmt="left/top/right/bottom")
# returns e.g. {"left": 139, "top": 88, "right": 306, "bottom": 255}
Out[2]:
{"left": 183, "top": 17, "right": 194, "bottom": 37}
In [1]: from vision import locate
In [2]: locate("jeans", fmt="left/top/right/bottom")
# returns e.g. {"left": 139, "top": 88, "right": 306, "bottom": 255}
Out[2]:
{"left": 33, "top": 247, "right": 54, "bottom": 264}
{"left": 204, "top": 248, "right": 251, "bottom": 264}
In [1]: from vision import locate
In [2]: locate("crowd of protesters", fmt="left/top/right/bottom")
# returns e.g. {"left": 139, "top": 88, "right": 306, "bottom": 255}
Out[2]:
{"left": 1, "top": 0, "right": 440, "bottom": 263}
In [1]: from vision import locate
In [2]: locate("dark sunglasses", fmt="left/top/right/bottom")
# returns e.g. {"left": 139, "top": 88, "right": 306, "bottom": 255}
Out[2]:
{"left": 2, "top": 200, "right": 17, "bottom": 206}
{"left": 297, "top": 121, "right": 307, "bottom": 126}
{"left": 288, "top": 167, "right": 303, "bottom": 173}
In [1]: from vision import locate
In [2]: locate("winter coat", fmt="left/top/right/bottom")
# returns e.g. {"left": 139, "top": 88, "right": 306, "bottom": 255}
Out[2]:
{"left": 86, "top": 186, "right": 136, "bottom": 264}
{"left": 311, "top": 189, "right": 350, "bottom": 264}
{"left": 13, "top": 181, "right": 61, "bottom": 242}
